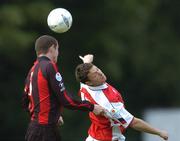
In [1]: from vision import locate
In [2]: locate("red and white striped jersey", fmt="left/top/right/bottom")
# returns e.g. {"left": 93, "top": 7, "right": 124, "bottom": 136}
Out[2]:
{"left": 79, "top": 83, "right": 134, "bottom": 141}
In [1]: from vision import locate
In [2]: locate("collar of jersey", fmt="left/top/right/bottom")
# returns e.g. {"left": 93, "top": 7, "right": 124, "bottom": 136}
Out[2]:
{"left": 81, "top": 83, "right": 108, "bottom": 91}
{"left": 37, "top": 56, "right": 51, "bottom": 61}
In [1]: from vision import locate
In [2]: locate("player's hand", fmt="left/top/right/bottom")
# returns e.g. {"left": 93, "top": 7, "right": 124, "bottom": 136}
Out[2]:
{"left": 79, "top": 54, "right": 93, "bottom": 63}
{"left": 159, "top": 130, "right": 168, "bottom": 140}
{"left": 93, "top": 104, "right": 105, "bottom": 115}
{"left": 58, "top": 115, "right": 64, "bottom": 126}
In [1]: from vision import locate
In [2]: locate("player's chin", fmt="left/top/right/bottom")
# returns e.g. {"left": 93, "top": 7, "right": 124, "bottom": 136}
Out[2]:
{"left": 101, "top": 78, "right": 106, "bottom": 84}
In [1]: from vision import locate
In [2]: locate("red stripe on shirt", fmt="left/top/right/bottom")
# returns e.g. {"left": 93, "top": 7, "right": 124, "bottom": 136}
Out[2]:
{"left": 37, "top": 69, "right": 50, "bottom": 124}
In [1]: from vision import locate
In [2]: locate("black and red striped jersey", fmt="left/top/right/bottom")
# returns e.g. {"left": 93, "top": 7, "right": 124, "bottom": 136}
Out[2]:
{"left": 22, "top": 56, "right": 94, "bottom": 125}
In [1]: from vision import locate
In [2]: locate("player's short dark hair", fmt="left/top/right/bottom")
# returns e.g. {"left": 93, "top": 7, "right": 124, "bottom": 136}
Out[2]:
{"left": 75, "top": 63, "right": 93, "bottom": 83}
{"left": 35, "top": 35, "right": 58, "bottom": 55}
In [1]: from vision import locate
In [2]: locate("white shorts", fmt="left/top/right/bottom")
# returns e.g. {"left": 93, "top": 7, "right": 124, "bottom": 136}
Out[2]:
{"left": 85, "top": 135, "right": 100, "bottom": 141}
{"left": 85, "top": 135, "right": 125, "bottom": 141}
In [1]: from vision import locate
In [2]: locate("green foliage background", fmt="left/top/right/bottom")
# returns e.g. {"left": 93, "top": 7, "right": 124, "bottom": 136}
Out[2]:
{"left": 0, "top": 0, "right": 180, "bottom": 140}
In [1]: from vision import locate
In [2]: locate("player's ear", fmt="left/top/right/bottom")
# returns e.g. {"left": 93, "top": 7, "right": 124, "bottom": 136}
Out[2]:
{"left": 48, "top": 44, "right": 55, "bottom": 52}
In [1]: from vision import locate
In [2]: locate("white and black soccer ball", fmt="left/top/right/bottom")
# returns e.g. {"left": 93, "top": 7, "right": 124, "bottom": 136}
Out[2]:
{"left": 47, "top": 8, "right": 73, "bottom": 33}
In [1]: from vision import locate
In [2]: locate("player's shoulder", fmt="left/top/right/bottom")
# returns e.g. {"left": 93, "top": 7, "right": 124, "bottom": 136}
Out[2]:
{"left": 39, "top": 59, "right": 58, "bottom": 73}
{"left": 46, "top": 60, "right": 56, "bottom": 67}
{"left": 47, "top": 61, "right": 59, "bottom": 72}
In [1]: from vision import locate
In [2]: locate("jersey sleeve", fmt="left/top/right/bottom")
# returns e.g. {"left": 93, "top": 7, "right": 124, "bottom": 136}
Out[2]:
{"left": 46, "top": 62, "right": 94, "bottom": 111}
{"left": 118, "top": 107, "right": 134, "bottom": 128}
{"left": 110, "top": 106, "right": 134, "bottom": 128}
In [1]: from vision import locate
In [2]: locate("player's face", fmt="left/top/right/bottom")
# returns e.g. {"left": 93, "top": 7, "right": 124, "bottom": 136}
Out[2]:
{"left": 87, "top": 65, "right": 107, "bottom": 86}
{"left": 51, "top": 43, "right": 59, "bottom": 63}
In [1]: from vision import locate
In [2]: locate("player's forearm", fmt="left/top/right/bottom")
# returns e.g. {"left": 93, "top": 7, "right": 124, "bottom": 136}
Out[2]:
{"left": 130, "top": 117, "right": 161, "bottom": 136}
{"left": 59, "top": 90, "right": 94, "bottom": 111}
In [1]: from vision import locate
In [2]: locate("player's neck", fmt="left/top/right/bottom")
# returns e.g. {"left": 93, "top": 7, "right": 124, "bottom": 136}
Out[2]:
{"left": 38, "top": 54, "right": 52, "bottom": 61}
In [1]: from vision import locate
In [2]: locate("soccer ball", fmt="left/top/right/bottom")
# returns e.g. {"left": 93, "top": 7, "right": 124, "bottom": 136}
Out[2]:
{"left": 47, "top": 8, "right": 73, "bottom": 33}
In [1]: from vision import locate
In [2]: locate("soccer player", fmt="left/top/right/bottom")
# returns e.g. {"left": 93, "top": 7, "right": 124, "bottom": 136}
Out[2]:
{"left": 22, "top": 35, "right": 104, "bottom": 141}
{"left": 75, "top": 54, "right": 168, "bottom": 141}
